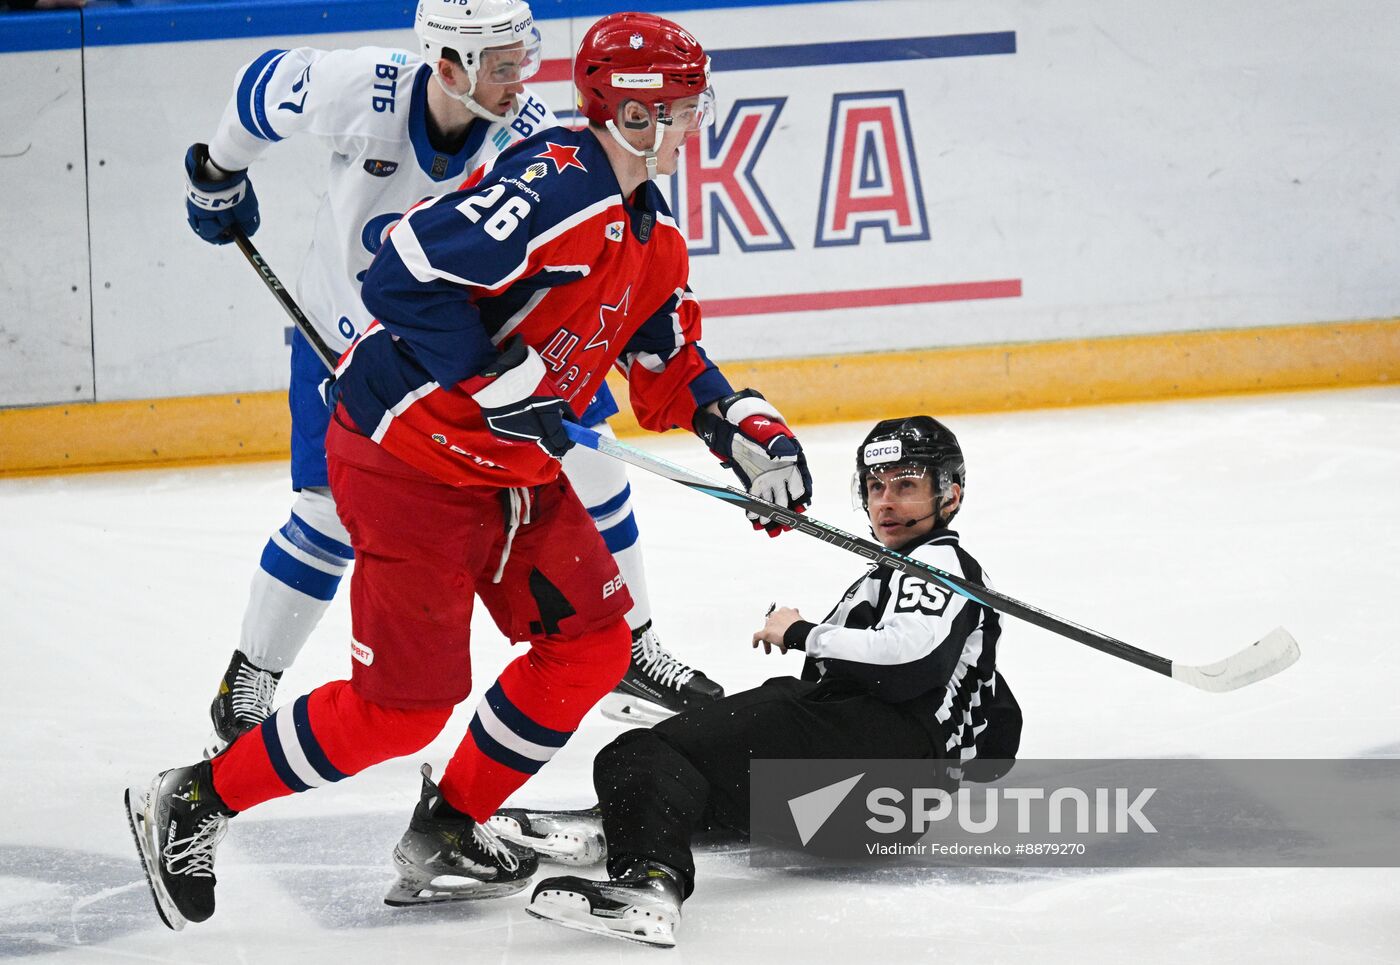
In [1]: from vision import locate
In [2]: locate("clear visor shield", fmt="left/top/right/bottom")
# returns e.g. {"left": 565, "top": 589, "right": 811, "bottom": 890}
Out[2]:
{"left": 477, "top": 28, "right": 542, "bottom": 85}
{"left": 661, "top": 86, "right": 717, "bottom": 132}
{"left": 851, "top": 464, "right": 938, "bottom": 512}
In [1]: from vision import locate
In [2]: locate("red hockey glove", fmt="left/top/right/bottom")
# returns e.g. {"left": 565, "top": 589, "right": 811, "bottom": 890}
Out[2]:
{"left": 693, "top": 389, "right": 812, "bottom": 536}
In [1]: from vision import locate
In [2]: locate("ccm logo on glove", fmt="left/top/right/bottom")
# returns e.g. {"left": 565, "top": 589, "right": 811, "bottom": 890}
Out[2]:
{"left": 184, "top": 143, "right": 261, "bottom": 245}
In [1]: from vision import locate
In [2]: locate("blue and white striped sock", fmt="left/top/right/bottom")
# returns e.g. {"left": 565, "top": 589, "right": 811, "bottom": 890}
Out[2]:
{"left": 586, "top": 484, "right": 650, "bottom": 631}
{"left": 239, "top": 488, "right": 353, "bottom": 672}
{"left": 563, "top": 432, "right": 652, "bottom": 631}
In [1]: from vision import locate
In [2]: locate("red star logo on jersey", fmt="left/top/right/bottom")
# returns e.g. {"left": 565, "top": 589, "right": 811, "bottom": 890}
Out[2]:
{"left": 535, "top": 142, "right": 588, "bottom": 174}
{"left": 587, "top": 286, "right": 631, "bottom": 352}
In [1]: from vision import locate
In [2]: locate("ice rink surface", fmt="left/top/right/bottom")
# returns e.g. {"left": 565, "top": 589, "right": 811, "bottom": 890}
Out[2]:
{"left": 3, "top": 387, "right": 1399, "bottom": 963}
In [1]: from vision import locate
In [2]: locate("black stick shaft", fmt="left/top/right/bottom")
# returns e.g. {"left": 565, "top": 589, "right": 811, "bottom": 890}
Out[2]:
{"left": 232, "top": 229, "right": 338, "bottom": 374}
{"left": 701, "top": 477, "right": 1172, "bottom": 676}
{"left": 564, "top": 423, "right": 1174, "bottom": 679}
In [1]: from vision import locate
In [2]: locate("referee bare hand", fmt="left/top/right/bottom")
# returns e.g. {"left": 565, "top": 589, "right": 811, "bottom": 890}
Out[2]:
{"left": 752, "top": 606, "right": 803, "bottom": 654}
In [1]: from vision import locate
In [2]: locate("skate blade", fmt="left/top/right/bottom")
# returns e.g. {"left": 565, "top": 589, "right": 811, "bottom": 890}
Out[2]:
{"left": 487, "top": 816, "right": 605, "bottom": 867}
{"left": 124, "top": 785, "right": 185, "bottom": 932}
{"left": 526, "top": 892, "right": 676, "bottom": 948}
{"left": 597, "top": 693, "right": 674, "bottom": 726}
{"left": 384, "top": 874, "right": 532, "bottom": 907}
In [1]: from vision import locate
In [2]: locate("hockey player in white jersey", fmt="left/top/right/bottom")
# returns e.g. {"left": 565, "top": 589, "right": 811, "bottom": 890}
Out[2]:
{"left": 183, "top": 0, "right": 722, "bottom": 758}
{"left": 511, "top": 416, "right": 1022, "bottom": 947}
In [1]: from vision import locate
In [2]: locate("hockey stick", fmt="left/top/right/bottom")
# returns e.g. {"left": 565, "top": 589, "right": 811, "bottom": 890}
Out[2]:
{"left": 232, "top": 228, "right": 339, "bottom": 373}
{"left": 561, "top": 422, "right": 1300, "bottom": 693}
{"left": 229, "top": 232, "right": 1297, "bottom": 693}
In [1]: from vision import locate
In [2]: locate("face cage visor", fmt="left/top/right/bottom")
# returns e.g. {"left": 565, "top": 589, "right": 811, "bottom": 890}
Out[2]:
{"left": 603, "top": 84, "right": 716, "bottom": 181}
{"left": 474, "top": 28, "right": 543, "bottom": 86}
{"left": 851, "top": 463, "right": 942, "bottom": 513}
{"left": 657, "top": 85, "right": 717, "bottom": 132}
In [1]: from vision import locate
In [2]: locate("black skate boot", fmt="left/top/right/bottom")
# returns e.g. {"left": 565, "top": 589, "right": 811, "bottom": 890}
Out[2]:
{"left": 527, "top": 859, "right": 684, "bottom": 947}
{"left": 599, "top": 622, "right": 724, "bottom": 725}
{"left": 204, "top": 650, "right": 282, "bottom": 758}
{"left": 124, "top": 760, "right": 235, "bottom": 931}
{"left": 384, "top": 764, "right": 539, "bottom": 906}
{"left": 488, "top": 804, "right": 607, "bottom": 866}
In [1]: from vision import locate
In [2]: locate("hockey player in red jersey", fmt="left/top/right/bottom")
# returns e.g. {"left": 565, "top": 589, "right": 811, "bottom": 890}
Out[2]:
{"left": 188, "top": 0, "right": 722, "bottom": 761}
{"left": 124, "top": 11, "right": 812, "bottom": 930}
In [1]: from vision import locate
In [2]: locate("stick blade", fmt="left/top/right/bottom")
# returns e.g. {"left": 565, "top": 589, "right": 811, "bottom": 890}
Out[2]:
{"left": 1171, "top": 626, "right": 1301, "bottom": 693}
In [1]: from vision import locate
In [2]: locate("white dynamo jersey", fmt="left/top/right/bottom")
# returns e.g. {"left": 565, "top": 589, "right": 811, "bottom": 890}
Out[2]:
{"left": 207, "top": 45, "right": 557, "bottom": 353}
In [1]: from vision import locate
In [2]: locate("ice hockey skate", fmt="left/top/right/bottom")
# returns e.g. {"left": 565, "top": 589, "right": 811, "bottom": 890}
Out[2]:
{"left": 124, "top": 760, "right": 234, "bottom": 931}
{"left": 204, "top": 650, "right": 282, "bottom": 758}
{"left": 598, "top": 621, "right": 724, "bottom": 724}
{"left": 526, "top": 860, "right": 683, "bottom": 948}
{"left": 487, "top": 804, "right": 607, "bottom": 866}
{"left": 384, "top": 763, "right": 539, "bottom": 906}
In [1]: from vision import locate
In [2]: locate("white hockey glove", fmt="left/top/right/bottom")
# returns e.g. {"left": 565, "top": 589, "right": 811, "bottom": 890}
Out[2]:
{"left": 693, "top": 389, "right": 812, "bottom": 536}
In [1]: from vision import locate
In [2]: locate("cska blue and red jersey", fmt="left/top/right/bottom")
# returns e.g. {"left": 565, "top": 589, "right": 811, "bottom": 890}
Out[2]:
{"left": 333, "top": 126, "right": 732, "bottom": 488}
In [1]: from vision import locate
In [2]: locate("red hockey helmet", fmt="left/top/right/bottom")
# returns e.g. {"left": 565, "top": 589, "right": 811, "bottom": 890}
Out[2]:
{"left": 573, "top": 12, "right": 713, "bottom": 128}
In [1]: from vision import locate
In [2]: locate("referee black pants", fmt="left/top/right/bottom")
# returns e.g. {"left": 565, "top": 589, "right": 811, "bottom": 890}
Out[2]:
{"left": 594, "top": 675, "right": 938, "bottom": 897}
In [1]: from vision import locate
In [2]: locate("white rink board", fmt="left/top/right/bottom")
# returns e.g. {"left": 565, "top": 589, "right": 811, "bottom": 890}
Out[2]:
{"left": 5, "top": 0, "right": 1400, "bottom": 405}
{"left": 0, "top": 44, "right": 92, "bottom": 407}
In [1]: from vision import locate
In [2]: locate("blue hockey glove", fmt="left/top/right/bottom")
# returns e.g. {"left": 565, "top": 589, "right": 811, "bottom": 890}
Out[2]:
{"left": 693, "top": 388, "right": 812, "bottom": 536}
{"left": 184, "top": 143, "right": 260, "bottom": 245}
{"left": 318, "top": 376, "right": 343, "bottom": 413}
{"left": 466, "top": 337, "right": 575, "bottom": 459}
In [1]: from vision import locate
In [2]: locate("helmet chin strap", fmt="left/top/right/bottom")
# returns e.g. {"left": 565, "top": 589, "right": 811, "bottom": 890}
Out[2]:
{"left": 434, "top": 71, "right": 513, "bottom": 125}
{"left": 604, "top": 117, "right": 665, "bottom": 181}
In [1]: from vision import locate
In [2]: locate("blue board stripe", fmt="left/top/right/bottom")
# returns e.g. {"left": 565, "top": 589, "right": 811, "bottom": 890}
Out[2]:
{"left": 67, "top": 0, "right": 992, "bottom": 51}
{"left": 0, "top": 10, "right": 81, "bottom": 53}
{"left": 81, "top": 0, "right": 419, "bottom": 49}
{"left": 10, "top": 1, "right": 1018, "bottom": 57}
{"left": 713, "top": 33, "right": 1017, "bottom": 71}
{"left": 531, "top": 0, "right": 838, "bottom": 18}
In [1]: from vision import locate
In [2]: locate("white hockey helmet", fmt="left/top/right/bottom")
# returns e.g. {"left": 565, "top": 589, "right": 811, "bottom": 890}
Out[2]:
{"left": 414, "top": 0, "right": 542, "bottom": 122}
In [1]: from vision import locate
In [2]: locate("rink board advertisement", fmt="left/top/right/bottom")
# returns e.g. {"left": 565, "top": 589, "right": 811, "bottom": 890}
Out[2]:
{"left": 2, "top": 0, "right": 1399, "bottom": 410}
{"left": 751, "top": 759, "right": 1400, "bottom": 868}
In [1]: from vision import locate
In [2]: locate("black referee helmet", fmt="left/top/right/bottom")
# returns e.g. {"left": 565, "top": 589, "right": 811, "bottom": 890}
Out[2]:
{"left": 855, "top": 416, "right": 966, "bottom": 523}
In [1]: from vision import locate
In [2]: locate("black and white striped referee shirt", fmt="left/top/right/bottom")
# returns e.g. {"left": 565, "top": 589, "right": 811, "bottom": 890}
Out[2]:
{"left": 787, "top": 529, "right": 1019, "bottom": 763}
